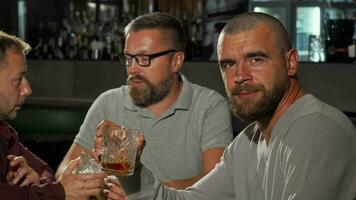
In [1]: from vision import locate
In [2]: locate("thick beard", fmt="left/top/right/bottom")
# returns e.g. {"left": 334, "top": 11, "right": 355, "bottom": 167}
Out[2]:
{"left": 229, "top": 81, "right": 287, "bottom": 122}
{"left": 127, "top": 73, "right": 174, "bottom": 107}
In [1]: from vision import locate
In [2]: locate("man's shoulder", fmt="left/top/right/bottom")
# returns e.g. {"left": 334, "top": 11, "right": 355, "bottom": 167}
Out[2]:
{"left": 189, "top": 81, "right": 226, "bottom": 102}
{"left": 97, "top": 86, "right": 128, "bottom": 100}
{"left": 0, "top": 121, "right": 18, "bottom": 139}
{"left": 282, "top": 94, "right": 342, "bottom": 124}
{"left": 279, "top": 94, "right": 356, "bottom": 139}
{"left": 293, "top": 94, "right": 352, "bottom": 127}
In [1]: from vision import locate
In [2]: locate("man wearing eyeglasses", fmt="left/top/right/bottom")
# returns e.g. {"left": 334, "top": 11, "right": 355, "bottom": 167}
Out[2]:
{"left": 56, "top": 12, "right": 233, "bottom": 199}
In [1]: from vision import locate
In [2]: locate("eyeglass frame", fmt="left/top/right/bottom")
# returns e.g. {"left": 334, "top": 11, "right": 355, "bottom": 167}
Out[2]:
{"left": 118, "top": 49, "right": 178, "bottom": 67}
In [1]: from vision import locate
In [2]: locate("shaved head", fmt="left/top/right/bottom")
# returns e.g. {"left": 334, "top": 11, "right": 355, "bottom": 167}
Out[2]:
{"left": 222, "top": 12, "right": 292, "bottom": 55}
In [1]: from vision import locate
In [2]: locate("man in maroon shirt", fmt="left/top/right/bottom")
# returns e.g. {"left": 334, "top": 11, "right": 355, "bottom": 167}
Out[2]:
{"left": 0, "top": 31, "right": 105, "bottom": 199}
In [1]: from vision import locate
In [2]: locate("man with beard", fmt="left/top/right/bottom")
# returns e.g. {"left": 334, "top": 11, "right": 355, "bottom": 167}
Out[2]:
{"left": 56, "top": 12, "right": 233, "bottom": 199}
{"left": 0, "top": 31, "right": 106, "bottom": 199}
{"left": 103, "top": 12, "right": 356, "bottom": 200}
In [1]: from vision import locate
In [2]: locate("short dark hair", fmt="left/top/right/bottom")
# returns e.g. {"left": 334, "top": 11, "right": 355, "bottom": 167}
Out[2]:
{"left": 124, "top": 12, "right": 186, "bottom": 52}
{"left": 0, "top": 31, "right": 31, "bottom": 66}
{"left": 222, "top": 12, "right": 292, "bottom": 54}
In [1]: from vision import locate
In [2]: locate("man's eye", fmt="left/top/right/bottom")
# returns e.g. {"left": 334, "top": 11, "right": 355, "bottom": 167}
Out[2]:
{"left": 140, "top": 56, "right": 149, "bottom": 62}
{"left": 250, "top": 57, "right": 264, "bottom": 65}
{"left": 220, "top": 62, "right": 235, "bottom": 70}
{"left": 12, "top": 77, "right": 22, "bottom": 87}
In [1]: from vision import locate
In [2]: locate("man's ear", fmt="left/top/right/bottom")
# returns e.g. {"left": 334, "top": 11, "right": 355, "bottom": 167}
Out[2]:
{"left": 172, "top": 51, "right": 185, "bottom": 72}
{"left": 286, "top": 49, "right": 299, "bottom": 77}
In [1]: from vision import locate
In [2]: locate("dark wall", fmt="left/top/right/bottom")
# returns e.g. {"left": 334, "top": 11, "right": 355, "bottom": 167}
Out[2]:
{"left": 0, "top": 1, "right": 18, "bottom": 34}
{"left": 26, "top": 0, "right": 70, "bottom": 47}
{"left": 25, "top": 60, "right": 356, "bottom": 114}
{"left": 0, "top": 0, "right": 69, "bottom": 37}
{"left": 26, "top": 0, "right": 69, "bottom": 25}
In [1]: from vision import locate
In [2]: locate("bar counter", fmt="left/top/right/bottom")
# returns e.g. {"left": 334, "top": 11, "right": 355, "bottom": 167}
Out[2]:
{"left": 24, "top": 60, "right": 356, "bottom": 113}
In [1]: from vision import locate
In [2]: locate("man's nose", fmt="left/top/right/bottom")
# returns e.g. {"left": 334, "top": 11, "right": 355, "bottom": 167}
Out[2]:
{"left": 20, "top": 78, "right": 32, "bottom": 97}
{"left": 126, "top": 60, "right": 142, "bottom": 74}
{"left": 234, "top": 63, "right": 251, "bottom": 84}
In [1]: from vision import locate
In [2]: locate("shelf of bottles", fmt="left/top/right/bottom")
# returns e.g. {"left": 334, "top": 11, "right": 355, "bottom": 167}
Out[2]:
{"left": 27, "top": 0, "right": 205, "bottom": 61}
{"left": 28, "top": 1, "right": 125, "bottom": 60}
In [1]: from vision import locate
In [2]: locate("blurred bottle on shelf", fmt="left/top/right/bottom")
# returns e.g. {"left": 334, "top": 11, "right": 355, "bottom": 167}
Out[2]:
{"left": 28, "top": 1, "right": 205, "bottom": 61}
{"left": 29, "top": 9, "right": 124, "bottom": 61}
{"left": 325, "top": 19, "right": 355, "bottom": 62}
{"left": 308, "top": 35, "right": 325, "bottom": 62}
{"left": 348, "top": 40, "right": 356, "bottom": 62}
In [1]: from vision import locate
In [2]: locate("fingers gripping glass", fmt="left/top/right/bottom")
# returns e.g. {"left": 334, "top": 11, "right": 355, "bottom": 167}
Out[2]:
{"left": 119, "top": 49, "right": 178, "bottom": 67}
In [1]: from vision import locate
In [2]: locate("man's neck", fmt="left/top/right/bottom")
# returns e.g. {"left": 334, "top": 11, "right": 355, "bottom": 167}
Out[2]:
{"left": 260, "top": 79, "right": 305, "bottom": 143}
{"left": 147, "top": 77, "right": 183, "bottom": 117}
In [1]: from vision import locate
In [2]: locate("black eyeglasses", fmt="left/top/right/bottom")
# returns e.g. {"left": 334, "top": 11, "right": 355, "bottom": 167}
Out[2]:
{"left": 118, "top": 49, "right": 178, "bottom": 67}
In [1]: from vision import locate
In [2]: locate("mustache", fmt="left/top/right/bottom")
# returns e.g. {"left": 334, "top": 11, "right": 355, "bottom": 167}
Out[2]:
{"left": 127, "top": 74, "right": 146, "bottom": 84}
{"left": 230, "top": 83, "right": 263, "bottom": 95}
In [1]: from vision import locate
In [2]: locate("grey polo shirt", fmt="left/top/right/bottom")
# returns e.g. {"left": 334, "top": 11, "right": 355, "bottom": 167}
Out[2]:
{"left": 74, "top": 74, "right": 233, "bottom": 194}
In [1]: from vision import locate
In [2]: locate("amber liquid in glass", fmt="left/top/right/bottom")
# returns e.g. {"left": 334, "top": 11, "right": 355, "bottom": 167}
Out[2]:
{"left": 101, "top": 162, "right": 134, "bottom": 176}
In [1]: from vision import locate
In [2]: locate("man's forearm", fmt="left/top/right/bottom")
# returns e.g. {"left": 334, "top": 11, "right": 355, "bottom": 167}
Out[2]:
{"left": 162, "top": 174, "right": 205, "bottom": 190}
{"left": 55, "top": 143, "right": 90, "bottom": 179}
{"left": 55, "top": 160, "right": 69, "bottom": 179}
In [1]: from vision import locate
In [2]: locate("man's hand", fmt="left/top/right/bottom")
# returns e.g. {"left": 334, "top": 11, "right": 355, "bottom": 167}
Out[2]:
{"left": 93, "top": 120, "right": 122, "bottom": 160}
{"left": 58, "top": 158, "right": 106, "bottom": 200}
{"left": 103, "top": 175, "right": 128, "bottom": 200}
{"left": 93, "top": 120, "right": 145, "bottom": 161}
{"left": 135, "top": 133, "right": 145, "bottom": 160}
{"left": 6, "top": 155, "right": 40, "bottom": 187}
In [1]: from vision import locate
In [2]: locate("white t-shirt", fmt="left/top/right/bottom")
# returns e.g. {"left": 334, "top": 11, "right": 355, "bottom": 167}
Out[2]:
{"left": 155, "top": 94, "right": 356, "bottom": 200}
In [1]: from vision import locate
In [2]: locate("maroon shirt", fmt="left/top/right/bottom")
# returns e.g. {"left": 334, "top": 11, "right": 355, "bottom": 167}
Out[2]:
{"left": 0, "top": 121, "right": 65, "bottom": 200}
